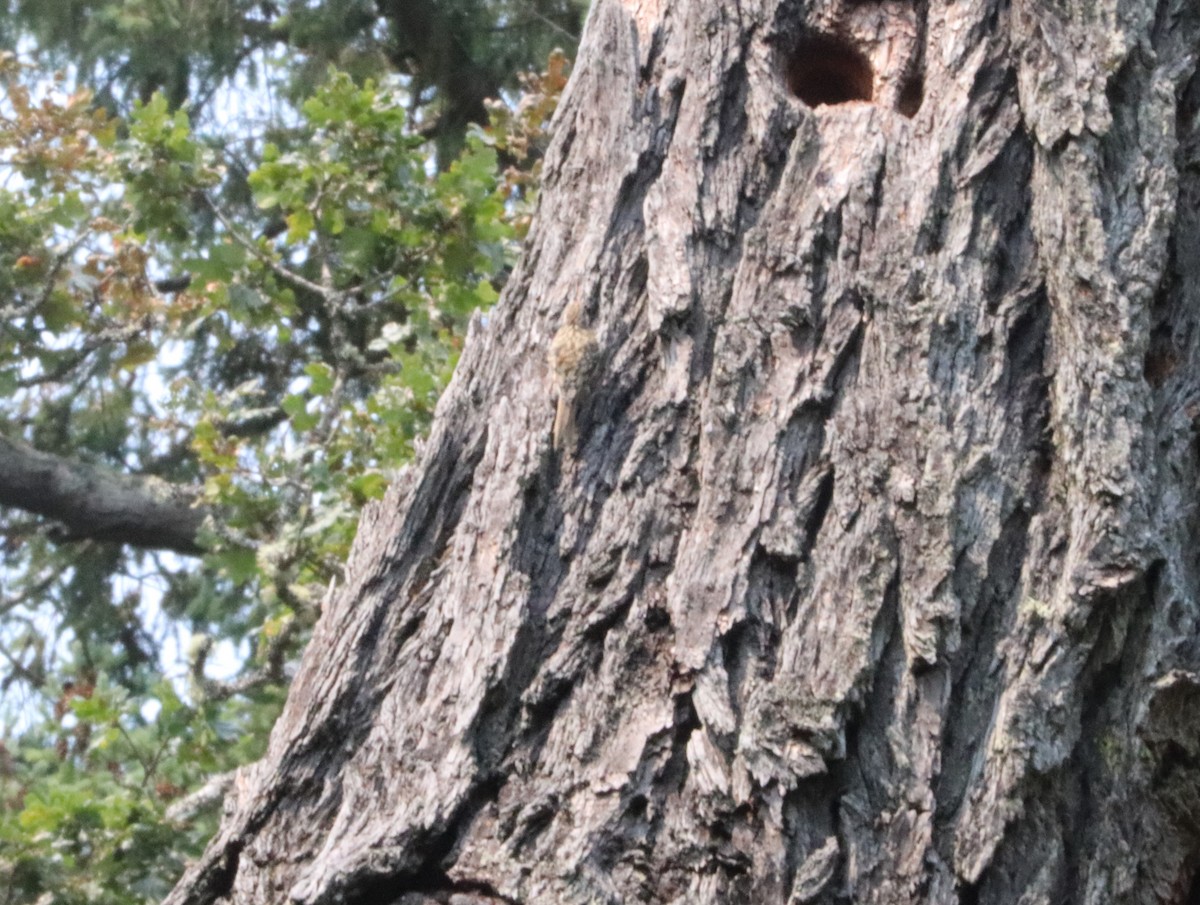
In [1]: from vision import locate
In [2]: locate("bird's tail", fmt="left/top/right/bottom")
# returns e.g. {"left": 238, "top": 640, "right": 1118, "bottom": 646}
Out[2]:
{"left": 553, "top": 395, "right": 576, "bottom": 452}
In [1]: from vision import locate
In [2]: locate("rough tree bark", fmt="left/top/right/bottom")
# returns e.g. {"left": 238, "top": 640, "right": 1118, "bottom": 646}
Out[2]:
{"left": 167, "top": 0, "right": 1200, "bottom": 901}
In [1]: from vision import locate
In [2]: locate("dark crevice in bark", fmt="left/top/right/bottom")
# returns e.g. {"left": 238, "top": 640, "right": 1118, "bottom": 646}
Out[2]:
{"left": 638, "top": 21, "right": 667, "bottom": 83}
{"left": 473, "top": 619, "right": 557, "bottom": 769}
{"left": 580, "top": 584, "right": 638, "bottom": 644}
{"left": 935, "top": 507, "right": 1030, "bottom": 850}
{"left": 598, "top": 70, "right": 683, "bottom": 261}
{"left": 209, "top": 839, "right": 242, "bottom": 902}
{"left": 516, "top": 401, "right": 674, "bottom": 785}
{"left": 968, "top": 566, "right": 1161, "bottom": 904}
{"left": 514, "top": 677, "right": 587, "bottom": 772}
{"left": 699, "top": 46, "right": 799, "bottom": 328}
{"left": 590, "top": 692, "right": 701, "bottom": 899}
{"left": 898, "top": 72, "right": 924, "bottom": 119}
{"left": 1098, "top": 37, "right": 1167, "bottom": 262}
{"left": 505, "top": 792, "right": 559, "bottom": 859}
{"left": 1183, "top": 870, "right": 1200, "bottom": 905}
{"left": 1153, "top": 0, "right": 1196, "bottom": 46}
{"left": 845, "top": 564, "right": 905, "bottom": 803}
{"left": 914, "top": 155, "right": 956, "bottom": 255}
{"left": 1144, "top": 304, "right": 1182, "bottom": 391}
{"left": 1163, "top": 63, "right": 1200, "bottom": 681}
{"left": 514, "top": 470, "right": 567, "bottom": 610}
{"left": 397, "top": 428, "right": 486, "bottom": 561}
{"left": 780, "top": 774, "right": 842, "bottom": 899}
{"left": 965, "top": 0, "right": 1010, "bottom": 52}
{"left": 909, "top": 0, "right": 932, "bottom": 86}
{"left": 809, "top": 207, "right": 844, "bottom": 315}
{"left": 772, "top": 410, "right": 828, "bottom": 514}
{"left": 961, "top": 62, "right": 1018, "bottom": 169}
{"left": 1057, "top": 756, "right": 1091, "bottom": 905}
{"left": 801, "top": 465, "right": 835, "bottom": 563}
{"left": 543, "top": 119, "right": 577, "bottom": 190}
{"left": 865, "top": 147, "right": 888, "bottom": 233}
{"left": 656, "top": 74, "right": 689, "bottom": 154}
{"left": 821, "top": 563, "right": 903, "bottom": 896}
{"left": 363, "top": 431, "right": 485, "bottom": 610}
{"left": 580, "top": 343, "right": 653, "bottom": 472}
{"left": 899, "top": 0, "right": 932, "bottom": 122}
{"left": 716, "top": 620, "right": 757, "bottom": 742}
{"left": 171, "top": 837, "right": 243, "bottom": 905}
{"left": 711, "top": 57, "right": 750, "bottom": 169}
{"left": 736, "top": 550, "right": 794, "bottom": 693}
{"left": 514, "top": 667, "right": 574, "bottom": 770}
{"left": 624, "top": 254, "right": 652, "bottom": 328}
{"left": 1143, "top": 669, "right": 1200, "bottom": 899}
{"left": 665, "top": 691, "right": 702, "bottom": 790}
{"left": 405, "top": 868, "right": 524, "bottom": 905}
{"left": 959, "top": 879, "right": 981, "bottom": 905}
{"left": 414, "top": 872, "right": 523, "bottom": 905}
{"left": 819, "top": 304, "right": 865, "bottom": 409}
{"left": 977, "top": 131, "right": 1034, "bottom": 305}
{"left": 1001, "top": 287, "right": 1054, "bottom": 499}
{"left": 1075, "top": 564, "right": 1159, "bottom": 726}
{"left": 980, "top": 785, "right": 1069, "bottom": 904}
{"left": 1062, "top": 564, "right": 1161, "bottom": 895}
{"left": 481, "top": 461, "right": 641, "bottom": 768}
{"left": 335, "top": 777, "right": 511, "bottom": 905}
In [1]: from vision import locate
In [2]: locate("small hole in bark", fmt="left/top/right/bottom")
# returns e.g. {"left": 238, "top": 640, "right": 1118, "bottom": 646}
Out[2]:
{"left": 898, "top": 73, "right": 924, "bottom": 117}
{"left": 786, "top": 34, "right": 874, "bottom": 108}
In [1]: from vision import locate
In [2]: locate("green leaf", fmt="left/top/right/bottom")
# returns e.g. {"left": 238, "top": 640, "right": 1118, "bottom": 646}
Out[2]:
{"left": 474, "top": 280, "right": 499, "bottom": 305}
{"left": 349, "top": 471, "right": 388, "bottom": 502}
{"left": 282, "top": 393, "right": 319, "bottom": 431}
{"left": 116, "top": 340, "right": 156, "bottom": 371}
{"left": 286, "top": 208, "right": 314, "bottom": 243}
{"left": 304, "top": 362, "right": 334, "bottom": 396}
{"left": 211, "top": 547, "right": 258, "bottom": 585}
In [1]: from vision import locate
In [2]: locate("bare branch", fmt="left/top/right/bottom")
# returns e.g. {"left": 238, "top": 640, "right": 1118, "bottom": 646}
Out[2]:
{"left": 201, "top": 195, "right": 336, "bottom": 300}
{"left": 165, "top": 769, "right": 236, "bottom": 825}
{"left": 189, "top": 616, "right": 298, "bottom": 703}
{"left": 0, "top": 435, "right": 208, "bottom": 554}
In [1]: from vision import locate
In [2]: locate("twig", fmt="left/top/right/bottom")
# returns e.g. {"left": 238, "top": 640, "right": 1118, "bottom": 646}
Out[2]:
{"left": 201, "top": 194, "right": 334, "bottom": 299}
{"left": 189, "top": 615, "right": 298, "bottom": 702}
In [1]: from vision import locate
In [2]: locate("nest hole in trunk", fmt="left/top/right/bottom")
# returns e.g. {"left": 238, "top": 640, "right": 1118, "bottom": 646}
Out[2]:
{"left": 785, "top": 33, "right": 874, "bottom": 109}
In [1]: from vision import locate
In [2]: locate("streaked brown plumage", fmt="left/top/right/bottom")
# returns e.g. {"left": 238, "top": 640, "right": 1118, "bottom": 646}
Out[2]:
{"left": 549, "top": 299, "right": 597, "bottom": 451}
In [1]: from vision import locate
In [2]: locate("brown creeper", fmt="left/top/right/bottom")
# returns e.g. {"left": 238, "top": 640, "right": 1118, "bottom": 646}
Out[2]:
{"left": 549, "top": 299, "right": 598, "bottom": 452}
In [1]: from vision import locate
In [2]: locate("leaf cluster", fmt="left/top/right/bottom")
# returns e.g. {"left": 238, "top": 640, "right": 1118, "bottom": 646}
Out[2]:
{"left": 0, "top": 40, "right": 570, "bottom": 905}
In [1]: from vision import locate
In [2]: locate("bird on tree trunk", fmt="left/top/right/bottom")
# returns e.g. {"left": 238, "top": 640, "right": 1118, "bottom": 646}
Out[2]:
{"left": 549, "top": 298, "right": 598, "bottom": 452}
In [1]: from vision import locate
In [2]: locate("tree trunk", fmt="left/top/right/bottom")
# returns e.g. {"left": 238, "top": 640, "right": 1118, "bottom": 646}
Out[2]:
{"left": 166, "top": 0, "right": 1200, "bottom": 902}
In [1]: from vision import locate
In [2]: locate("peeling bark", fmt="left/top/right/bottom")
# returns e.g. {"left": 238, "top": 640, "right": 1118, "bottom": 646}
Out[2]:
{"left": 168, "top": 0, "right": 1200, "bottom": 902}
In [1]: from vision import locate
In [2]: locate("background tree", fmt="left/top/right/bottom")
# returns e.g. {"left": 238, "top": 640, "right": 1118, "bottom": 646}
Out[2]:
{"left": 0, "top": 0, "right": 583, "bottom": 159}
{"left": 0, "top": 5, "right": 576, "bottom": 904}
{"left": 165, "top": 0, "right": 1200, "bottom": 903}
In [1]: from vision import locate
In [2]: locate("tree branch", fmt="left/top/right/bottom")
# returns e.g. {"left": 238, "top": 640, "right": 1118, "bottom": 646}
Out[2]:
{"left": 0, "top": 435, "right": 208, "bottom": 554}
{"left": 201, "top": 194, "right": 335, "bottom": 300}
{"left": 188, "top": 615, "right": 298, "bottom": 702}
{"left": 165, "top": 769, "right": 236, "bottom": 825}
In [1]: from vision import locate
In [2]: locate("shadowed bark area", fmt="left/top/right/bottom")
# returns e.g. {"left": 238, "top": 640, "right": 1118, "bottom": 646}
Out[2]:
{"left": 168, "top": 0, "right": 1200, "bottom": 902}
